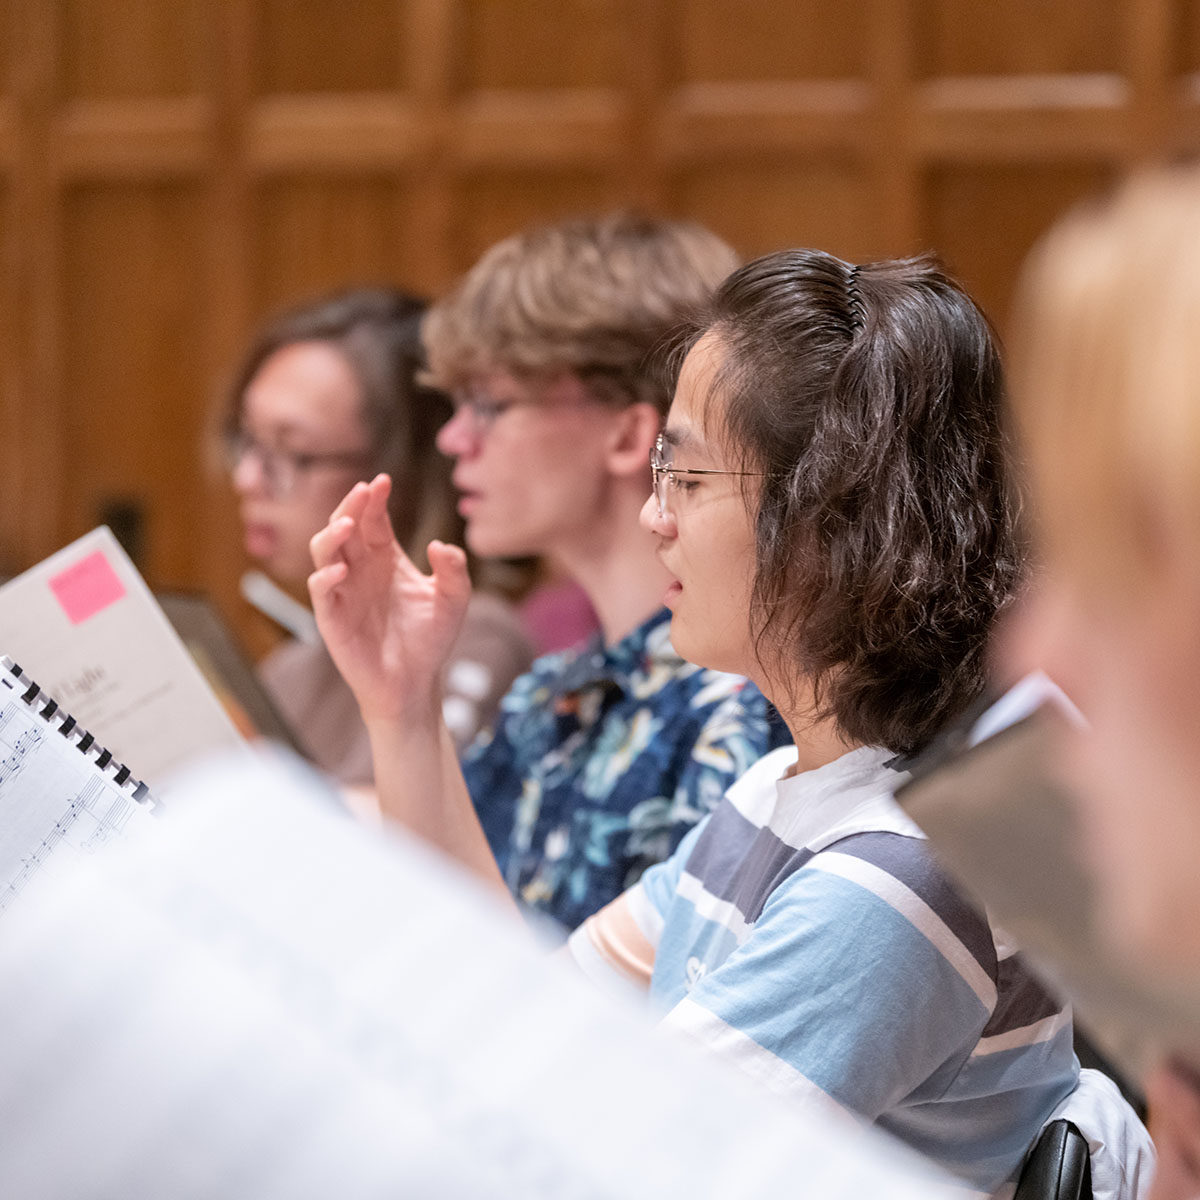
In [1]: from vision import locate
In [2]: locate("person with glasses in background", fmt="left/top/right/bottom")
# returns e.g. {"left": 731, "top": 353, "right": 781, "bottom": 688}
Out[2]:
{"left": 226, "top": 287, "right": 534, "bottom": 785}
{"left": 307, "top": 215, "right": 789, "bottom": 933}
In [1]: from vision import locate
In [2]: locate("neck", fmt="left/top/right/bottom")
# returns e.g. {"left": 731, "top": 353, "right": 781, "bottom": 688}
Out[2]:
{"left": 550, "top": 483, "right": 671, "bottom": 646}
{"left": 758, "top": 673, "right": 861, "bottom": 775}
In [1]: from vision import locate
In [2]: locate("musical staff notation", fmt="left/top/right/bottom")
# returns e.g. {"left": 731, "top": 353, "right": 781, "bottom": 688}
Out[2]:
{"left": 0, "top": 659, "right": 154, "bottom": 915}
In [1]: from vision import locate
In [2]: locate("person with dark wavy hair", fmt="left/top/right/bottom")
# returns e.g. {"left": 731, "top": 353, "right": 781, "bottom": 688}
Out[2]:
{"left": 307, "top": 251, "right": 1089, "bottom": 1193}
{"left": 664, "top": 249, "right": 1020, "bottom": 756}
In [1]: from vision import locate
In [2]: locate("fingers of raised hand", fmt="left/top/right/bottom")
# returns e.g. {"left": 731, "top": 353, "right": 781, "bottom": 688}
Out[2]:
{"left": 329, "top": 478, "right": 372, "bottom": 524}
{"left": 428, "top": 540, "right": 472, "bottom": 605}
{"left": 359, "top": 475, "right": 396, "bottom": 548}
{"left": 310, "top": 513, "right": 356, "bottom": 571}
{"left": 308, "top": 559, "right": 349, "bottom": 605}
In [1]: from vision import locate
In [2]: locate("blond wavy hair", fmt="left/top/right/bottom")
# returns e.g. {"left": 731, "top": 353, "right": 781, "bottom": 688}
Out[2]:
{"left": 422, "top": 212, "right": 739, "bottom": 415}
{"left": 1011, "top": 165, "right": 1200, "bottom": 601}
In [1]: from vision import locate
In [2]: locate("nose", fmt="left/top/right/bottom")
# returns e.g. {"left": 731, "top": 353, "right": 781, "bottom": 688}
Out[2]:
{"left": 639, "top": 492, "right": 676, "bottom": 537}
{"left": 436, "top": 406, "right": 478, "bottom": 458}
{"left": 231, "top": 447, "right": 267, "bottom": 497}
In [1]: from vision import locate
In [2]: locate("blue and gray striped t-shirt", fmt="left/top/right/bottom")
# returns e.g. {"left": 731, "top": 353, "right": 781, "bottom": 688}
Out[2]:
{"left": 570, "top": 744, "right": 1079, "bottom": 1196}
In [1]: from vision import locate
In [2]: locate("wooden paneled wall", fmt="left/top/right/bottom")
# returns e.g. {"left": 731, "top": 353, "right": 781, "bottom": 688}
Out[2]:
{"left": 0, "top": 0, "right": 1196, "bottom": 649}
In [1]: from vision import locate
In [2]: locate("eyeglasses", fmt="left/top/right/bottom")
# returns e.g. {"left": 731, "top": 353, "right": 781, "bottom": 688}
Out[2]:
{"left": 224, "top": 431, "right": 371, "bottom": 498}
{"left": 650, "top": 432, "right": 767, "bottom": 518}
{"left": 449, "top": 383, "right": 597, "bottom": 441}
{"left": 449, "top": 389, "right": 519, "bottom": 440}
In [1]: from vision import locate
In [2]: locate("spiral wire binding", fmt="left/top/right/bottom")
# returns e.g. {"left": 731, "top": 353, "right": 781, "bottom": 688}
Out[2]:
{"left": 0, "top": 655, "right": 156, "bottom": 809}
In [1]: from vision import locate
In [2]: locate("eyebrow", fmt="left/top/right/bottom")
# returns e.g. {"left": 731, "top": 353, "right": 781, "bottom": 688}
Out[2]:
{"left": 662, "top": 426, "right": 720, "bottom": 469}
{"left": 241, "top": 418, "right": 333, "bottom": 448}
{"left": 660, "top": 426, "right": 698, "bottom": 451}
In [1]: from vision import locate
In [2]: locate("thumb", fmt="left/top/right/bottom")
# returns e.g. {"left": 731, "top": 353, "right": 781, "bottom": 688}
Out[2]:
{"left": 427, "top": 540, "right": 472, "bottom": 610}
{"left": 360, "top": 474, "right": 397, "bottom": 549}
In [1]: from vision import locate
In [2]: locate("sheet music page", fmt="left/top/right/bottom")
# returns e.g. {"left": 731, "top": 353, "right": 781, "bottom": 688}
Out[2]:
{"left": 0, "top": 674, "right": 154, "bottom": 913}
{"left": 0, "top": 528, "right": 245, "bottom": 792}
{"left": 0, "top": 749, "right": 970, "bottom": 1200}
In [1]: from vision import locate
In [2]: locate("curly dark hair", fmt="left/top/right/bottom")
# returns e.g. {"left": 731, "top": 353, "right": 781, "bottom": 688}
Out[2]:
{"left": 679, "top": 249, "right": 1022, "bottom": 756}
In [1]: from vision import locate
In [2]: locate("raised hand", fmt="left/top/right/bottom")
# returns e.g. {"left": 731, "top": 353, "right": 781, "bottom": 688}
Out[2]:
{"left": 308, "top": 474, "right": 472, "bottom": 724}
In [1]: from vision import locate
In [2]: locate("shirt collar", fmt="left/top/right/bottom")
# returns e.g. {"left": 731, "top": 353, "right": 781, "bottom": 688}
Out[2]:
{"left": 553, "top": 607, "right": 678, "bottom": 695}
{"left": 725, "top": 743, "right": 915, "bottom": 851}
{"left": 774, "top": 745, "right": 918, "bottom": 851}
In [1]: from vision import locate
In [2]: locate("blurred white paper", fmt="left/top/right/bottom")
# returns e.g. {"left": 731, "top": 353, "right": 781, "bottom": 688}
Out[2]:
{"left": 0, "top": 749, "right": 969, "bottom": 1200}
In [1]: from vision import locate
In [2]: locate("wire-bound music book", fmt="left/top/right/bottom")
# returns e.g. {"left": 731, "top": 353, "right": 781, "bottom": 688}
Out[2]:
{"left": 0, "top": 655, "right": 156, "bottom": 913}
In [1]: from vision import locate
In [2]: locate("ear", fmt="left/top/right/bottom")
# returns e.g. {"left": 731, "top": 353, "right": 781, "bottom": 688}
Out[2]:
{"left": 603, "top": 401, "right": 661, "bottom": 480}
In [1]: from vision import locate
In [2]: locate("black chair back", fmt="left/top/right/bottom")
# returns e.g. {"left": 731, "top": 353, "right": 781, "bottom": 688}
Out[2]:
{"left": 1014, "top": 1119, "right": 1092, "bottom": 1200}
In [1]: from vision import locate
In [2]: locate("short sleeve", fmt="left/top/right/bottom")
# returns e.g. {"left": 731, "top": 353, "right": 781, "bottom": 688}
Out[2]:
{"left": 660, "top": 840, "right": 996, "bottom": 1122}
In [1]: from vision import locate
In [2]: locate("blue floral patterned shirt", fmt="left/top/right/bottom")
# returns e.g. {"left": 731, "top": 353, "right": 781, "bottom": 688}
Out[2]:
{"left": 463, "top": 608, "right": 790, "bottom": 933}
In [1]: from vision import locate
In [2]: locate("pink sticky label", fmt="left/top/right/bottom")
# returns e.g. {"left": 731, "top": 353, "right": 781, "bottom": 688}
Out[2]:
{"left": 50, "top": 550, "right": 127, "bottom": 624}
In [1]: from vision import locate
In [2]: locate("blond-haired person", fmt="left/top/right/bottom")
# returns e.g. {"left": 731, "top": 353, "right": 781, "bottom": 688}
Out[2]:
{"left": 1008, "top": 166, "right": 1200, "bottom": 1200}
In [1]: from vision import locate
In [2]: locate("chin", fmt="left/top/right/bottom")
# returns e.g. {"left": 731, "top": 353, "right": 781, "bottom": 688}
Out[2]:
{"left": 669, "top": 615, "right": 758, "bottom": 680}
{"left": 665, "top": 616, "right": 714, "bottom": 671}
{"left": 262, "top": 554, "right": 314, "bottom": 591}
{"left": 465, "top": 522, "right": 537, "bottom": 562}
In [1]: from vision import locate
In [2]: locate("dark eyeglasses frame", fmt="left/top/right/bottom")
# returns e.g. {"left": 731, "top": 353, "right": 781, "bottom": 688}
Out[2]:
{"left": 450, "top": 382, "right": 604, "bottom": 440}
{"left": 448, "top": 390, "right": 522, "bottom": 439}
{"left": 225, "top": 430, "right": 371, "bottom": 498}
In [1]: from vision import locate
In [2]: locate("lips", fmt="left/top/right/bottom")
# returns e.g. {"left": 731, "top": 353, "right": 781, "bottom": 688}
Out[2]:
{"left": 242, "top": 519, "right": 278, "bottom": 560}
{"left": 452, "top": 477, "right": 483, "bottom": 517}
{"left": 457, "top": 494, "right": 481, "bottom": 518}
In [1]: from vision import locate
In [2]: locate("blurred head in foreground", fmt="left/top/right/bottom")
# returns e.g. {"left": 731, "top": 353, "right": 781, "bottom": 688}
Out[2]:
{"left": 1008, "top": 165, "right": 1200, "bottom": 967}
